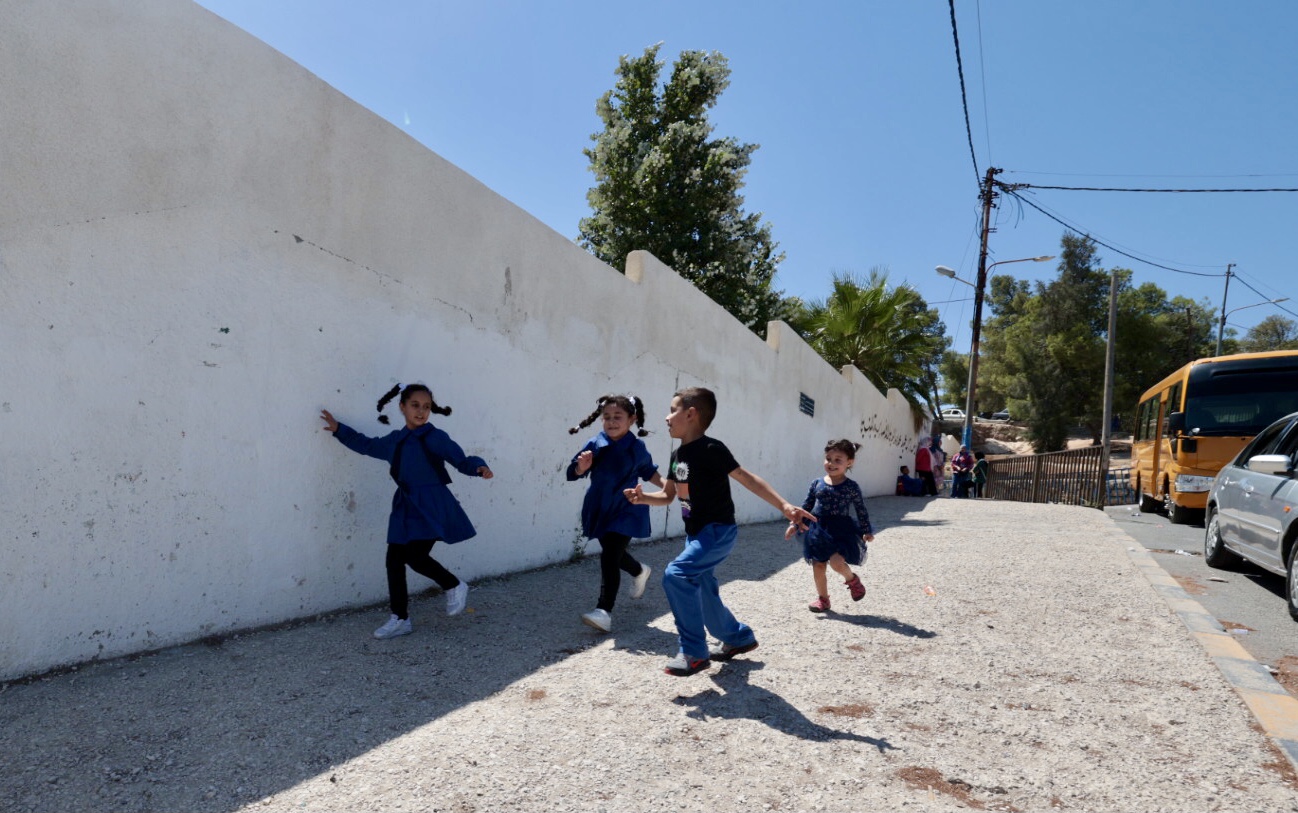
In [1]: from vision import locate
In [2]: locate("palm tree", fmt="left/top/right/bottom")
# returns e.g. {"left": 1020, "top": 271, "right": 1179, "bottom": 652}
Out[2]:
{"left": 802, "top": 270, "right": 945, "bottom": 424}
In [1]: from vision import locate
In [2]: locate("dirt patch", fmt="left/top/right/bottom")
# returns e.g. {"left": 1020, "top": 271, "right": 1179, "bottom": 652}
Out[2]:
{"left": 895, "top": 766, "right": 1020, "bottom": 811}
{"left": 1219, "top": 619, "right": 1256, "bottom": 633}
{"left": 1271, "top": 656, "right": 1298, "bottom": 698}
{"left": 1174, "top": 575, "right": 1209, "bottom": 595}
{"left": 1261, "top": 740, "right": 1298, "bottom": 790}
{"left": 817, "top": 703, "right": 873, "bottom": 718}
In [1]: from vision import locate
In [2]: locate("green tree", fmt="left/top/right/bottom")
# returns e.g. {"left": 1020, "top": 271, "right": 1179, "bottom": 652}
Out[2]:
{"left": 800, "top": 269, "right": 946, "bottom": 422}
{"left": 1240, "top": 314, "right": 1298, "bottom": 352}
{"left": 940, "top": 351, "right": 968, "bottom": 408}
{"left": 579, "top": 44, "right": 784, "bottom": 334}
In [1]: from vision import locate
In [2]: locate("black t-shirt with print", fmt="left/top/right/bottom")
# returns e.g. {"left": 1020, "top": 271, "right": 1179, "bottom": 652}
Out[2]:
{"left": 668, "top": 435, "right": 739, "bottom": 535}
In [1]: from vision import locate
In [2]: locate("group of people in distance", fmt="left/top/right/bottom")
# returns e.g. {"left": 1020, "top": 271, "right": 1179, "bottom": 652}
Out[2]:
{"left": 898, "top": 433, "right": 986, "bottom": 496}
{"left": 897, "top": 435, "right": 987, "bottom": 499}
{"left": 320, "top": 383, "right": 877, "bottom": 677}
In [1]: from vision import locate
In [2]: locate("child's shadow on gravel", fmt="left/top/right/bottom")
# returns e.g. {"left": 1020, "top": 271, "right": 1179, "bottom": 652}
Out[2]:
{"left": 820, "top": 613, "right": 936, "bottom": 638}
{"left": 672, "top": 660, "right": 895, "bottom": 753}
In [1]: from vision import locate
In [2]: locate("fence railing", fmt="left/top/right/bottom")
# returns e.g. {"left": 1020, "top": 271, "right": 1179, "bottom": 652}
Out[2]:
{"left": 985, "top": 447, "right": 1134, "bottom": 508}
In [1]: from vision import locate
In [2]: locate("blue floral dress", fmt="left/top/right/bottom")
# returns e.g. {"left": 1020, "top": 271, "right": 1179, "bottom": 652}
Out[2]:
{"left": 799, "top": 477, "right": 874, "bottom": 565}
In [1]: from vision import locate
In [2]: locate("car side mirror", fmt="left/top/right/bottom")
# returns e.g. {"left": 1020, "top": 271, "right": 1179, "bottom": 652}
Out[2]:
{"left": 1165, "top": 412, "right": 1186, "bottom": 435}
{"left": 1247, "top": 454, "right": 1293, "bottom": 476}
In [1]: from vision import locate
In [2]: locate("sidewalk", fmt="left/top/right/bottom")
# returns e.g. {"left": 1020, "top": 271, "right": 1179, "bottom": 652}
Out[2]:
{"left": 3, "top": 497, "right": 1297, "bottom": 812}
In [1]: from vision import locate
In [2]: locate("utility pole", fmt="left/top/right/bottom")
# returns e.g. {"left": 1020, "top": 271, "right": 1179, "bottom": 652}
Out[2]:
{"left": 1215, "top": 263, "right": 1235, "bottom": 357}
{"left": 961, "top": 166, "right": 1000, "bottom": 449}
{"left": 1098, "top": 267, "right": 1119, "bottom": 507}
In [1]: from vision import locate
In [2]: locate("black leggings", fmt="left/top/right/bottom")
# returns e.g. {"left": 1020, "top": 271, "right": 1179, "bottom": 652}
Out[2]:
{"left": 596, "top": 532, "right": 644, "bottom": 612}
{"left": 387, "top": 539, "right": 459, "bottom": 619}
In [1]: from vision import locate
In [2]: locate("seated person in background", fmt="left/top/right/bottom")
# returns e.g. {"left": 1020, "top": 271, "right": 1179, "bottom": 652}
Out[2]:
{"left": 896, "top": 465, "right": 924, "bottom": 496}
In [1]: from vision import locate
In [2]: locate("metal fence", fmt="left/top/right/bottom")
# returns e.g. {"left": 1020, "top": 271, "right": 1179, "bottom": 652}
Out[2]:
{"left": 985, "top": 446, "right": 1134, "bottom": 508}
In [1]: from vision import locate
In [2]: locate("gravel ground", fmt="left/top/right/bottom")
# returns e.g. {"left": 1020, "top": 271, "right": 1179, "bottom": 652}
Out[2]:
{"left": 3, "top": 497, "right": 1297, "bottom": 812}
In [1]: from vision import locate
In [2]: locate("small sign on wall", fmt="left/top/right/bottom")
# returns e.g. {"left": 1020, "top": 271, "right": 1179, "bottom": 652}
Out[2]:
{"left": 799, "top": 392, "right": 815, "bottom": 417}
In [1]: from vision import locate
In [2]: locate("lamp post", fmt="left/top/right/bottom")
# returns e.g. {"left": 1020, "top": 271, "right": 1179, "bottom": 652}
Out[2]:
{"left": 1215, "top": 297, "right": 1290, "bottom": 356}
{"left": 936, "top": 255, "right": 1054, "bottom": 448}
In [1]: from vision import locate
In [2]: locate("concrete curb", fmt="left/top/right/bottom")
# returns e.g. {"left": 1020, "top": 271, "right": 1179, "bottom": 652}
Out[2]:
{"left": 1120, "top": 536, "right": 1298, "bottom": 770}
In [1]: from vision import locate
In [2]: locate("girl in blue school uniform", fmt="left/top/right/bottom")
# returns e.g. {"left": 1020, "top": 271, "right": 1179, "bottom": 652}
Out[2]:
{"left": 566, "top": 394, "right": 664, "bottom": 633}
{"left": 320, "top": 382, "right": 493, "bottom": 639}
{"left": 786, "top": 439, "right": 875, "bottom": 613}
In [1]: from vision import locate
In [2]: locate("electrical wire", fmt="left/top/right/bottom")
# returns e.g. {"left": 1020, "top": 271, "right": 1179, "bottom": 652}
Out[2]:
{"left": 1013, "top": 183, "right": 1298, "bottom": 193}
{"left": 996, "top": 186, "right": 1225, "bottom": 278}
{"left": 947, "top": 0, "right": 980, "bottom": 187}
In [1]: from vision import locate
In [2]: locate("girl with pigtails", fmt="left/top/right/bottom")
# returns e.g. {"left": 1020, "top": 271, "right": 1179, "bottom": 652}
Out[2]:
{"left": 321, "top": 383, "right": 493, "bottom": 640}
{"left": 566, "top": 394, "right": 664, "bottom": 633}
{"left": 786, "top": 439, "right": 876, "bottom": 613}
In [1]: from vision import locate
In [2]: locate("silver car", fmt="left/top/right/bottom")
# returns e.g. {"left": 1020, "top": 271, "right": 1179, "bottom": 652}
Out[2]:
{"left": 1204, "top": 410, "right": 1298, "bottom": 620}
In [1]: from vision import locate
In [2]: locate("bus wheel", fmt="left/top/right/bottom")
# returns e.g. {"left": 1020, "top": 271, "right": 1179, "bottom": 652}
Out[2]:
{"left": 1137, "top": 479, "right": 1160, "bottom": 513}
{"left": 1164, "top": 492, "right": 1192, "bottom": 525}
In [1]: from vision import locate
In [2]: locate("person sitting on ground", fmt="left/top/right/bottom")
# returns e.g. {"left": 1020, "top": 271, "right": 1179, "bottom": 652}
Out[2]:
{"left": 896, "top": 465, "right": 924, "bottom": 496}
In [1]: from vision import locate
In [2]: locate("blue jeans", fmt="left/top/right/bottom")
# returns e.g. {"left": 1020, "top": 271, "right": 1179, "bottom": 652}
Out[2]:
{"left": 662, "top": 523, "right": 756, "bottom": 660}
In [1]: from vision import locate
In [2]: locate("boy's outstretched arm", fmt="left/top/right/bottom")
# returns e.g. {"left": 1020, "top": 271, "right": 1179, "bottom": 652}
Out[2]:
{"left": 625, "top": 480, "right": 676, "bottom": 507}
{"left": 730, "top": 467, "right": 816, "bottom": 529}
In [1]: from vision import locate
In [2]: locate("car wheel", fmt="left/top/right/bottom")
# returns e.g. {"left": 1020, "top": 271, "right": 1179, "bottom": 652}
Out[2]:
{"left": 1203, "top": 508, "right": 1240, "bottom": 569}
{"left": 1287, "top": 544, "right": 1298, "bottom": 623}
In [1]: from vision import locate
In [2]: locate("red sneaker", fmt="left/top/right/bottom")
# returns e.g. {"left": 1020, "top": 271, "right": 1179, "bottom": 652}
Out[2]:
{"left": 808, "top": 595, "right": 831, "bottom": 613}
{"left": 845, "top": 575, "right": 866, "bottom": 602}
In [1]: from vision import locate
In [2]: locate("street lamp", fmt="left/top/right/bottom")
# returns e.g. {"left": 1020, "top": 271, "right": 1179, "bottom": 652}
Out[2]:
{"left": 936, "top": 255, "right": 1055, "bottom": 447}
{"left": 1215, "top": 297, "right": 1291, "bottom": 356}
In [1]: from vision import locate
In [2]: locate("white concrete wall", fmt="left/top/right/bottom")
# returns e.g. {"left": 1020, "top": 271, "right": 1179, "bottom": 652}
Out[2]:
{"left": 0, "top": 0, "right": 923, "bottom": 680}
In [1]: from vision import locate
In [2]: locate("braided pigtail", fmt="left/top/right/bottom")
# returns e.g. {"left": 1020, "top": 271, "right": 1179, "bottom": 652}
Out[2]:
{"left": 568, "top": 395, "right": 612, "bottom": 435}
{"left": 376, "top": 383, "right": 402, "bottom": 424}
{"left": 630, "top": 395, "right": 650, "bottom": 437}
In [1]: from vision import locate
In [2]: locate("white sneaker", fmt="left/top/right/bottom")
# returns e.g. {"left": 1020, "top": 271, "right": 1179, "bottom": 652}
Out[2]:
{"left": 446, "top": 581, "right": 469, "bottom": 616}
{"left": 631, "top": 564, "right": 652, "bottom": 599}
{"left": 373, "top": 614, "right": 412, "bottom": 639}
{"left": 581, "top": 608, "right": 612, "bottom": 633}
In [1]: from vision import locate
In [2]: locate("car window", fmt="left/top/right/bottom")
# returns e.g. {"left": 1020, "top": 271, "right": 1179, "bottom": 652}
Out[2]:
{"left": 1235, "top": 419, "right": 1291, "bottom": 467}
{"left": 1274, "top": 422, "right": 1298, "bottom": 460}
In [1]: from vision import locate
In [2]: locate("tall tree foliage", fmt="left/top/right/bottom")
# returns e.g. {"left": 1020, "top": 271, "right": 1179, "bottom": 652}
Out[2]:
{"left": 799, "top": 270, "right": 947, "bottom": 422}
{"left": 579, "top": 44, "right": 784, "bottom": 334}
{"left": 1241, "top": 315, "right": 1298, "bottom": 352}
{"left": 978, "top": 233, "right": 1223, "bottom": 451}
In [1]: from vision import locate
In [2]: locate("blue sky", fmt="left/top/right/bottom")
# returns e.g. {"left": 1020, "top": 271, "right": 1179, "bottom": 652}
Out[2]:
{"left": 194, "top": 0, "right": 1297, "bottom": 352}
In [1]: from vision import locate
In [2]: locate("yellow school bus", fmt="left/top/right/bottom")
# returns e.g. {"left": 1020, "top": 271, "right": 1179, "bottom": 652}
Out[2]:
{"left": 1131, "top": 350, "right": 1298, "bottom": 523}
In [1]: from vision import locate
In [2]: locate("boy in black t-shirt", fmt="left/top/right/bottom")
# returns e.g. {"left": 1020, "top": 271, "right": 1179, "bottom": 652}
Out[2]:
{"left": 626, "top": 387, "right": 816, "bottom": 676}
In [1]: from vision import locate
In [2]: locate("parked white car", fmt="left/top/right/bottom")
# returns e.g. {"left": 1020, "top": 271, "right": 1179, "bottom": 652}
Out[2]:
{"left": 1204, "top": 410, "right": 1298, "bottom": 620}
{"left": 939, "top": 407, "right": 966, "bottom": 421}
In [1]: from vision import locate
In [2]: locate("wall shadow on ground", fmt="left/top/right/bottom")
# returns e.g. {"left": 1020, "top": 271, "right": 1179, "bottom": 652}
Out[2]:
{"left": 0, "top": 520, "right": 823, "bottom": 812}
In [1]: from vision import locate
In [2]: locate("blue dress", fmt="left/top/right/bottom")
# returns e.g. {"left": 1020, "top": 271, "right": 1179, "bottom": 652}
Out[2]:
{"left": 799, "top": 477, "right": 874, "bottom": 565}
{"left": 566, "top": 431, "right": 659, "bottom": 539}
{"left": 333, "top": 422, "right": 488, "bottom": 545}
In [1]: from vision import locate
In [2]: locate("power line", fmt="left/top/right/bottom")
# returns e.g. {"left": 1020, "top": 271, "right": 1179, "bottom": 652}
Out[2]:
{"left": 997, "top": 186, "right": 1225, "bottom": 278}
{"left": 947, "top": 0, "right": 980, "bottom": 187}
{"left": 1007, "top": 170, "right": 1298, "bottom": 179}
{"left": 1013, "top": 183, "right": 1298, "bottom": 193}
{"left": 1230, "top": 275, "right": 1298, "bottom": 320}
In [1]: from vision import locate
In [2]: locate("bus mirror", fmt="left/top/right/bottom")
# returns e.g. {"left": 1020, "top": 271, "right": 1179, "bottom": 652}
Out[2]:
{"left": 1166, "top": 412, "right": 1186, "bottom": 435}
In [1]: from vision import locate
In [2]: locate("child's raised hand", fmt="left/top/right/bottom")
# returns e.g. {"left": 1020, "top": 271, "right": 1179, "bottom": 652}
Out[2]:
{"left": 784, "top": 523, "right": 800, "bottom": 541}
{"left": 782, "top": 504, "right": 816, "bottom": 533}
{"left": 623, "top": 483, "right": 644, "bottom": 504}
{"left": 478, "top": 466, "right": 494, "bottom": 480}
{"left": 863, "top": 533, "right": 875, "bottom": 543}
{"left": 574, "top": 450, "right": 594, "bottom": 475}
{"left": 320, "top": 409, "right": 338, "bottom": 433}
